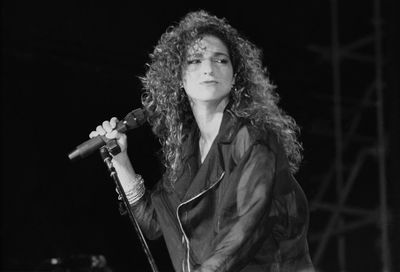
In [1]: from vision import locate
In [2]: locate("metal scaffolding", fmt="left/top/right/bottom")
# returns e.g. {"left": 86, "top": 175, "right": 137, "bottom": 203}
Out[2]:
{"left": 307, "top": 0, "right": 391, "bottom": 271}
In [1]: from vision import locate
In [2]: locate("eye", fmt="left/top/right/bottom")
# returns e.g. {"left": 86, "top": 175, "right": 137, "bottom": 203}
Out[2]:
{"left": 187, "top": 59, "right": 201, "bottom": 65}
{"left": 213, "top": 57, "right": 229, "bottom": 64}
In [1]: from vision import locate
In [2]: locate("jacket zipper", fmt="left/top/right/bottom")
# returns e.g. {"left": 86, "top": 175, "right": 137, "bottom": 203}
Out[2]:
{"left": 176, "top": 171, "right": 225, "bottom": 272}
{"left": 161, "top": 191, "right": 184, "bottom": 240}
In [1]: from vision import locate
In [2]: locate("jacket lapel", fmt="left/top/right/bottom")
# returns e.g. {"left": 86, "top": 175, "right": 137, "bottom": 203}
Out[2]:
{"left": 179, "top": 109, "right": 241, "bottom": 203}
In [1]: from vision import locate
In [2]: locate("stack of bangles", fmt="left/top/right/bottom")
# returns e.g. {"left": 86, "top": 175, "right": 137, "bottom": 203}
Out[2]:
{"left": 117, "top": 174, "right": 145, "bottom": 205}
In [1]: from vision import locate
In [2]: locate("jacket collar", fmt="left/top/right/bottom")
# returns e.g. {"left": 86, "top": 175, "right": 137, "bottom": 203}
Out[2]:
{"left": 176, "top": 108, "right": 243, "bottom": 202}
{"left": 217, "top": 108, "right": 242, "bottom": 144}
{"left": 180, "top": 107, "right": 242, "bottom": 162}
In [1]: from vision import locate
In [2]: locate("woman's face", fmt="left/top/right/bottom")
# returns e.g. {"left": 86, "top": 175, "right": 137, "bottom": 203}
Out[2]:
{"left": 182, "top": 35, "right": 235, "bottom": 105}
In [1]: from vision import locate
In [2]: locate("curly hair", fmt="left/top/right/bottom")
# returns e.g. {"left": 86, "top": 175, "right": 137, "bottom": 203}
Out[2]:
{"left": 140, "top": 10, "right": 303, "bottom": 189}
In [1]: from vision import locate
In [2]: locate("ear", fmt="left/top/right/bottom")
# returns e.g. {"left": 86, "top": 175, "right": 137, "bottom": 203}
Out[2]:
{"left": 179, "top": 80, "right": 185, "bottom": 90}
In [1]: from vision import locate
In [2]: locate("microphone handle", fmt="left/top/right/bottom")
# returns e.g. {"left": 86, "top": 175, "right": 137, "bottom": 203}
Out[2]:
{"left": 68, "top": 108, "right": 146, "bottom": 161}
{"left": 68, "top": 135, "right": 109, "bottom": 161}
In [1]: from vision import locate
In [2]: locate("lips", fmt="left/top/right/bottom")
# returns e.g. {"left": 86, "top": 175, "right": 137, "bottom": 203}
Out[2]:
{"left": 201, "top": 80, "right": 218, "bottom": 84}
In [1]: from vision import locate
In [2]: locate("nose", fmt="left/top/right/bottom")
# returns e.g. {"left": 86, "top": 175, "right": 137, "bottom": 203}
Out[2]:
{"left": 201, "top": 59, "right": 214, "bottom": 75}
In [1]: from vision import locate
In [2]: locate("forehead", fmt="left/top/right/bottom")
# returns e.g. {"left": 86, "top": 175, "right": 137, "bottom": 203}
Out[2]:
{"left": 187, "top": 35, "right": 229, "bottom": 56}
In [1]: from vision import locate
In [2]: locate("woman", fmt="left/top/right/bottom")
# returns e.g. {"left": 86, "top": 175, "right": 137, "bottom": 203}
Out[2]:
{"left": 90, "top": 10, "right": 314, "bottom": 272}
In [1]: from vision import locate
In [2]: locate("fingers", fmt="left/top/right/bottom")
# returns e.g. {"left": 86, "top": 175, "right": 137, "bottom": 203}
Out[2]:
{"left": 89, "top": 130, "right": 99, "bottom": 138}
{"left": 110, "top": 117, "right": 118, "bottom": 129}
{"left": 89, "top": 117, "right": 119, "bottom": 139}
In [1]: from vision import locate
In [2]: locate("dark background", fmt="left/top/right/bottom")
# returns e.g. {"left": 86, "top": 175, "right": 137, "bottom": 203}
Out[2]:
{"left": 1, "top": 1, "right": 399, "bottom": 272}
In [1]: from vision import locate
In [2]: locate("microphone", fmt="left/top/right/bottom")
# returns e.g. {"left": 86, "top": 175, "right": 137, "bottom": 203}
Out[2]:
{"left": 68, "top": 108, "right": 147, "bottom": 161}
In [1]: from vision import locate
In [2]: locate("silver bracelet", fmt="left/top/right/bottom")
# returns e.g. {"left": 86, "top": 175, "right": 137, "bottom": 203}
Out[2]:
{"left": 126, "top": 183, "right": 145, "bottom": 205}
{"left": 125, "top": 174, "right": 146, "bottom": 205}
{"left": 116, "top": 174, "right": 145, "bottom": 204}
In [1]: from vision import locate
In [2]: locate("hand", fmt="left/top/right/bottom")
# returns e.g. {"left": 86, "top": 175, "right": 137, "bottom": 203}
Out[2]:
{"left": 89, "top": 117, "right": 140, "bottom": 195}
{"left": 89, "top": 117, "right": 128, "bottom": 155}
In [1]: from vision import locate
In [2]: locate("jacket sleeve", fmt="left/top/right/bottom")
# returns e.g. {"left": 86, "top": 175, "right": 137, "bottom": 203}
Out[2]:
{"left": 129, "top": 183, "right": 163, "bottom": 240}
{"left": 196, "top": 141, "right": 277, "bottom": 272}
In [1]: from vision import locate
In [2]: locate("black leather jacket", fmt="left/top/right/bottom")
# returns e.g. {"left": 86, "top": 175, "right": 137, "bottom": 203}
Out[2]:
{"left": 131, "top": 110, "right": 314, "bottom": 272}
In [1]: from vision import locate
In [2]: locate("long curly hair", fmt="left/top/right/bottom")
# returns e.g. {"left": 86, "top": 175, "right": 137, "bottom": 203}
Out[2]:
{"left": 140, "top": 10, "right": 303, "bottom": 189}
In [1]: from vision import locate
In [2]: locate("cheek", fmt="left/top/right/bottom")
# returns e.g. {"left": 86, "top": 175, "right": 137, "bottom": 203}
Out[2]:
{"left": 220, "top": 67, "right": 234, "bottom": 82}
{"left": 182, "top": 72, "right": 198, "bottom": 90}
{"left": 224, "top": 73, "right": 235, "bottom": 87}
{"left": 182, "top": 69, "right": 192, "bottom": 84}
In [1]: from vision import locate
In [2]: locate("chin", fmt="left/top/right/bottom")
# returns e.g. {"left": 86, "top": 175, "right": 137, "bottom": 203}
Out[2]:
{"left": 192, "top": 95, "right": 230, "bottom": 105}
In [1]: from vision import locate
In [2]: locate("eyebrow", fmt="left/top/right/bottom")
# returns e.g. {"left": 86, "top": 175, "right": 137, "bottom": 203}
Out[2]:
{"left": 188, "top": 51, "right": 230, "bottom": 58}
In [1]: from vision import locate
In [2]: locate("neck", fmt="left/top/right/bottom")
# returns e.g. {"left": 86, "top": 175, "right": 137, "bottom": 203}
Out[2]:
{"left": 191, "top": 98, "right": 228, "bottom": 144}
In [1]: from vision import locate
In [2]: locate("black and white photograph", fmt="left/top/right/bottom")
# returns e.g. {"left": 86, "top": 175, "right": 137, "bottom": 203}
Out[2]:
{"left": 1, "top": 1, "right": 399, "bottom": 271}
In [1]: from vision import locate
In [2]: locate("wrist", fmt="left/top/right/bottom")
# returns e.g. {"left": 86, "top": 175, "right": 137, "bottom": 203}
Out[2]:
{"left": 116, "top": 174, "right": 146, "bottom": 205}
{"left": 125, "top": 174, "right": 146, "bottom": 204}
{"left": 111, "top": 153, "right": 139, "bottom": 191}
{"left": 112, "top": 150, "right": 129, "bottom": 166}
